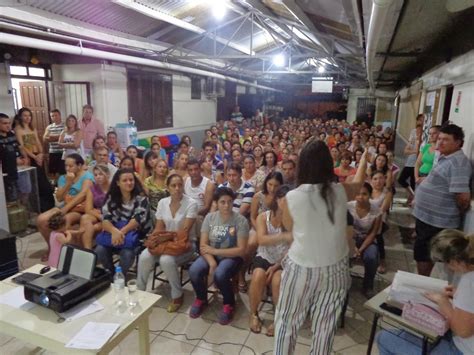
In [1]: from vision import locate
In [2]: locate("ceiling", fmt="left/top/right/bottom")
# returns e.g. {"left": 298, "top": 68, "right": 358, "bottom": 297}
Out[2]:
{"left": 0, "top": 0, "right": 473, "bottom": 91}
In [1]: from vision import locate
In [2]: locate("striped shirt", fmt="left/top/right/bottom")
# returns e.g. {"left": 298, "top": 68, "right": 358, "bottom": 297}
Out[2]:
{"left": 413, "top": 149, "right": 471, "bottom": 228}
{"left": 102, "top": 194, "right": 152, "bottom": 235}
{"left": 219, "top": 180, "right": 255, "bottom": 214}
{"left": 45, "top": 122, "right": 64, "bottom": 153}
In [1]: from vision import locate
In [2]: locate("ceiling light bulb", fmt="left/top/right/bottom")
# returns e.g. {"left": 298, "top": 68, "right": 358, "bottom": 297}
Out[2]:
{"left": 273, "top": 54, "right": 285, "bottom": 67}
{"left": 318, "top": 66, "right": 325, "bottom": 73}
{"left": 212, "top": 3, "right": 227, "bottom": 20}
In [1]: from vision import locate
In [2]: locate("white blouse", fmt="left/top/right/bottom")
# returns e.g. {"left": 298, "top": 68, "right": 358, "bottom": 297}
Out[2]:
{"left": 155, "top": 195, "right": 198, "bottom": 240}
{"left": 286, "top": 183, "right": 349, "bottom": 268}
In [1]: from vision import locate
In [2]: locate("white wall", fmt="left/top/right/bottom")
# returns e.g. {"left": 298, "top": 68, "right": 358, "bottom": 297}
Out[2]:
{"left": 0, "top": 64, "right": 15, "bottom": 117}
{"left": 51, "top": 64, "right": 217, "bottom": 138}
{"left": 449, "top": 82, "right": 474, "bottom": 162}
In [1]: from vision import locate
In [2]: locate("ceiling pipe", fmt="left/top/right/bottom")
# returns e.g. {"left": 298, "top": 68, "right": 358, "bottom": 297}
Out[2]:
{"left": 0, "top": 32, "right": 281, "bottom": 92}
{"left": 365, "top": 0, "right": 396, "bottom": 91}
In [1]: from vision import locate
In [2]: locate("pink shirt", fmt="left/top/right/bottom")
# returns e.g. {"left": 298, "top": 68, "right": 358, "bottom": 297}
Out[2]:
{"left": 48, "top": 231, "right": 63, "bottom": 267}
{"left": 79, "top": 117, "right": 105, "bottom": 151}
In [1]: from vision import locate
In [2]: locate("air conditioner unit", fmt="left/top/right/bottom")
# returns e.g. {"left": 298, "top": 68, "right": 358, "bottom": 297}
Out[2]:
{"left": 206, "top": 78, "right": 225, "bottom": 98}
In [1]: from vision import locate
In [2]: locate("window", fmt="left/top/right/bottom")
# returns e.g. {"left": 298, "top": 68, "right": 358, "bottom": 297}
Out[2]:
{"left": 28, "top": 67, "right": 46, "bottom": 77}
{"left": 127, "top": 69, "right": 173, "bottom": 130}
{"left": 191, "top": 76, "right": 202, "bottom": 100}
{"left": 10, "top": 66, "right": 27, "bottom": 76}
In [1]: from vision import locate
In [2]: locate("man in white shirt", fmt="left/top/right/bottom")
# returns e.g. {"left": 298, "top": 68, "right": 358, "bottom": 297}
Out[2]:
{"left": 88, "top": 146, "right": 117, "bottom": 181}
{"left": 185, "top": 158, "right": 215, "bottom": 217}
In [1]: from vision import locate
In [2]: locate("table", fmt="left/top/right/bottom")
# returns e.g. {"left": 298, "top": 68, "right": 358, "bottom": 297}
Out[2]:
{"left": 364, "top": 287, "right": 441, "bottom": 355}
{"left": 0, "top": 264, "right": 160, "bottom": 354}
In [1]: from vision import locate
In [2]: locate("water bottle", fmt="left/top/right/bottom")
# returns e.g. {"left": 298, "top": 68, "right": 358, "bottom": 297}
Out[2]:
{"left": 113, "top": 266, "right": 126, "bottom": 311}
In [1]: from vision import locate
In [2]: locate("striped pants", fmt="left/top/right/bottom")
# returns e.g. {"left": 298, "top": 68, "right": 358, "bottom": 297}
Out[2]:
{"left": 274, "top": 256, "right": 350, "bottom": 355}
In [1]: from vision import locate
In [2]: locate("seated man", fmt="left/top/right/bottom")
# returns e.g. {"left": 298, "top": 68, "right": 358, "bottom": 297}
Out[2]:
{"left": 88, "top": 146, "right": 117, "bottom": 181}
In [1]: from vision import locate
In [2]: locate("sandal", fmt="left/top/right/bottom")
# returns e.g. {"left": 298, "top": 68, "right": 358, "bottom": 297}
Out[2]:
{"left": 249, "top": 313, "right": 262, "bottom": 333}
{"left": 266, "top": 323, "right": 275, "bottom": 337}
{"left": 167, "top": 295, "right": 184, "bottom": 313}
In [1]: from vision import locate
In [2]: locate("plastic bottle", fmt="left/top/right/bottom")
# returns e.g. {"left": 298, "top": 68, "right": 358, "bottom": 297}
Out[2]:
{"left": 113, "top": 266, "right": 126, "bottom": 310}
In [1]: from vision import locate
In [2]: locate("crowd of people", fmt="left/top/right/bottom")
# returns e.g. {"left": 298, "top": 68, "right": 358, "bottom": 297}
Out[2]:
{"left": 0, "top": 104, "right": 472, "bottom": 354}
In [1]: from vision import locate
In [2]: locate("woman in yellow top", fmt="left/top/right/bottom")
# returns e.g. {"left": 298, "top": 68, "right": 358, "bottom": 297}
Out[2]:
{"left": 14, "top": 107, "right": 54, "bottom": 212}
{"left": 144, "top": 158, "right": 170, "bottom": 216}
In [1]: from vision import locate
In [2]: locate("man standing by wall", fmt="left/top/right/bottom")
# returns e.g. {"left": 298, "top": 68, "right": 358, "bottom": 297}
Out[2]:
{"left": 43, "top": 109, "right": 65, "bottom": 179}
{"left": 413, "top": 124, "right": 472, "bottom": 276}
{"left": 80, "top": 104, "right": 105, "bottom": 156}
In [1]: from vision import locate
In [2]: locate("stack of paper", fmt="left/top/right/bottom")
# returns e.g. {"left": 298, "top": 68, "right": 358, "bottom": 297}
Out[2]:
{"left": 388, "top": 271, "right": 448, "bottom": 310}
{"left": 66, "top": 322, "right": 120, "bottom": 350}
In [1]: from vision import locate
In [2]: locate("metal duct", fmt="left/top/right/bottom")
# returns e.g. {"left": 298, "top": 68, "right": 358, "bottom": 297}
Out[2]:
{"left": 0, "top": 32, "right": 281, "bottom": 92}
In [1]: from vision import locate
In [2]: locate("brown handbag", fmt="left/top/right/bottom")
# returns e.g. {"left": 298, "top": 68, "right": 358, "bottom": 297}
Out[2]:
{"left": 146, "top": 230, "right": 191, "bottom": 256}
{"left": 64, "top": 194, "right": 86, "bottom": 213}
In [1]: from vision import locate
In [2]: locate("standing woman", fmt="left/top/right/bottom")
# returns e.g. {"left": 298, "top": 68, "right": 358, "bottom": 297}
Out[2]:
{"left": 58, "top": 114, "right": 83, "bottom": 159}
{"left": 95, "top": 169, "right": 151, "bottom": 276}
{"left": 144, "top": 158, "right": 170, "bottom": 216}
{"left": 274, "top": 140, "right": 367, "bottom": 354}
{"left": 414, "top": 125, "right": 441, "bottom": 185}
{"left": 137, "top": 174, "right": 197, "bottom": 312}
{"left": 79, "top": 164, "right": 110, "bottom": 249}
{"left": 14, "top": 107, "right": 54, "bottom": 211}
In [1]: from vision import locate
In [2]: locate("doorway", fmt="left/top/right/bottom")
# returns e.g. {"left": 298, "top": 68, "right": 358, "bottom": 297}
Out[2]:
{"left": 441, "top": 85, "right": 454, "bottom": 125}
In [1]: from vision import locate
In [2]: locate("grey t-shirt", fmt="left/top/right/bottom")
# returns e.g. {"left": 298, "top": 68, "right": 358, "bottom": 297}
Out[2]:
{"left": 201, "top": 211, "right": 249, "bottom": 249}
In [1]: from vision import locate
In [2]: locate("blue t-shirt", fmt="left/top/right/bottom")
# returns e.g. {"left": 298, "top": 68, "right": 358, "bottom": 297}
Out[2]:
{"left": 58, "top": 171, "right": 94, "bottom": 196}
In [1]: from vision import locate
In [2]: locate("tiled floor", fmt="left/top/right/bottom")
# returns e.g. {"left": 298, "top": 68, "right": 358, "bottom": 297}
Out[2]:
{"left": 2, "top": 198, "right": 418, "bottom": 354}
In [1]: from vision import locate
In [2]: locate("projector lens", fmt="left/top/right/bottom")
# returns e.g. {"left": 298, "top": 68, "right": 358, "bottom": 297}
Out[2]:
{"left": 39, "top": 293, "right": 49, "bottom": 306}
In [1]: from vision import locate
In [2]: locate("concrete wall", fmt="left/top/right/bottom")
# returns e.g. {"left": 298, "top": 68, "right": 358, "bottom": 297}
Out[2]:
{"left": 51, "top": 64, "right": 217, "bottom": 142}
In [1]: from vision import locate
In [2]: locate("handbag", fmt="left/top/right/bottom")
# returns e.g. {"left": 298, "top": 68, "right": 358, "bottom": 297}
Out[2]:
{"left": 95, "top": 220, "right": 140, "bottom": 249}
{"left": 146, "top": 230, "right": 191, "bottom": 256}
{"left": 402, "top": 302, "right": 449, "bottom": 336}
{"left": 64, "top": 194, "right": 86, "bottom": 213}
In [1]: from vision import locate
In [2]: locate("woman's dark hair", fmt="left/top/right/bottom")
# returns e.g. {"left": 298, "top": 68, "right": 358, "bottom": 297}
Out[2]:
{"left": 371, "top": 153, "right": 388, "bottom": 175}
{"left": 262, "top": 171, "right": 284, "bottom": 195}
{"left": 227, "top": 162, "right": 242, "bottom": 174}
{"left": 48, "top": 211, "right": 66, "bottom": 230}
{"left": 105, "top": 168, "right": 144, "bottom": 211}
{"left": 65, "top": 114, "right": 79, "bottom": 132}
{"left": 269, "top": 185, "right": 291, "bottom": 212}
{"left": 119, "top": 156, "right": 135, "bottom": 171}
{"left": 65, "top": 153, "right": 85, "bottom": 166}
{"left": 213, "top": 186, "right": 235, "bottom": 202}
{"left": 181, "top": 135, "right": 191, "bottom": 144}
{"left": 340, "top": 151, "right": 353, "bottom": 162}
{"left": 126, "top": 145, "right": 138, "bottom": 153}
{"left": 92, "top": 135, "right": 106, "bottom": 148}
{"left": 262, "top": 150, "right": 278, "bottom": 167}
{"left": 16, "top": 107, "right": 34, "bottom": 130}
{"left": 243, "top": 139, "right": 252, "bottom": 146}
{"left": 144, "top": 151, "right": 158, "bottom": 171}
{"left": 151, "top": 142, "right": 161, "bottom": 150}
{"left": 166, "top": 173, "right": 183, "bottom": 186}
{"left": 243, "top": 155, "right": 255, "bottom": 163}
{"left": 361, "top": 182, "right": 373, "bottom": 195}
{"left": 297, "top": 139, "right": 336, "bottom": 224}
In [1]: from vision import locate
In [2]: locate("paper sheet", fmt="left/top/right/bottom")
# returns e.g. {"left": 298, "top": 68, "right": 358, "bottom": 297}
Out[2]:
{"left": 0, "top": 286, "right": 35, "bottom": 310}
{"left": 65, "top": 322, "right": 120, "bottom": 350}
{"left": 59, "top": 298, "right": 104, "bottom": 322}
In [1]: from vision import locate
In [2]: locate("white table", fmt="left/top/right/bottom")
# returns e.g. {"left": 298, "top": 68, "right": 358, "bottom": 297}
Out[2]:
{"left": 0, "top": 264, "right": 160, "bottom": 354}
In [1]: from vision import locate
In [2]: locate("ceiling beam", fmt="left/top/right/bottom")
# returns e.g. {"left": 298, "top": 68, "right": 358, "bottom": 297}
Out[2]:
{"left": 112, "top": 0, "right": 254, "bottom": 55}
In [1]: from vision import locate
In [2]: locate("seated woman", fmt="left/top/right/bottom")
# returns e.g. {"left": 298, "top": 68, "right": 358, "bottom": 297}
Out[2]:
{"left": 141, "top": 151, "right": 159, "bottom": 181}
{"left": 347, "top": 182, "right": 382, "bottom": 298}
{"left": 249, "top": 185, "right": 291, "bottom": 336}
{"left": 189, "top": 187, "right": 249, "bottom": 325}
{"left": 95, "top": 168, "right": 151, "bottom": 276}
{"left": 137, "top": 174, "right": 197, "bottom": 312}
{"left": 79, "top": 164, "right": 110, "bottom": 249}
{"left": 242, "top": 155, "right": 265, "bottom": 192}
{"left": 334, "top": 151, "right": 356, "bottom": 183}
{"left": 367, "top": 153, "right": 393, "bottom": 188}
{"left": 126, "top": 145, "right": 144, "bottom": 177}
{"left": 143, "top": 158, "right": 169, "bottom": 216}
{"left": 36, "top": 153, "right": 94, "bottom": 260}
{"left": 170, "top": 152, "right": 189, "bottom": 180}
{"left": 377, "top": 229, "right": 474, "bottom": 355}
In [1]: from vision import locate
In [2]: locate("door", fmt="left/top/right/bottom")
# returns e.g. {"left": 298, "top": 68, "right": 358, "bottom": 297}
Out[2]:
{"left": 19, "top": 81, "right": 49, "bottom": 141}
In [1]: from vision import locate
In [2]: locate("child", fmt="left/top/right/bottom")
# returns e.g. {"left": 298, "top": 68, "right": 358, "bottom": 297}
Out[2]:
{"left": 47, "top": 211, "right": 73, "bottom": 267}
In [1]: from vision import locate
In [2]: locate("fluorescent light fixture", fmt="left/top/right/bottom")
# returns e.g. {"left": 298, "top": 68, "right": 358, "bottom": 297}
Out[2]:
{"left": 273, "top": 54, "right": 285, "bottom": 67}
{"left": 212, "top": 2, "right": 227, "bottom": 20}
